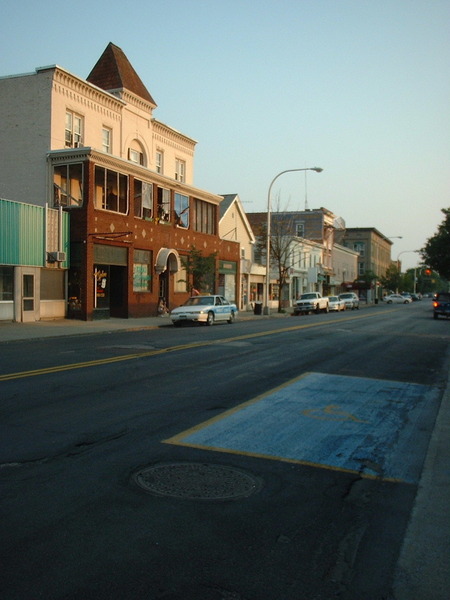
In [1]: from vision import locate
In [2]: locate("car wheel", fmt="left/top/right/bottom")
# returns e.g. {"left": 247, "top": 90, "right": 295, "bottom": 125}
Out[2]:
{"left": 227, "top": 311, "right": 235, "bottom": 324}
{"left": 206, "top": 311, "right": 215, "bottom": 326}
{"left": 404, "top": 300, "right": 409, "bottom": 304}
{"left": 387, "top": 300, "right": 393, "bottom": 304}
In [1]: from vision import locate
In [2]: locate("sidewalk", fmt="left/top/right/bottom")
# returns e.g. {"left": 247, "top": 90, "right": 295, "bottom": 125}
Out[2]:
{"left": 0, "top": 309, "right": 290, "bottom": 343}
{"left": 0, "top": 306, "right": 448, "bottom": 598}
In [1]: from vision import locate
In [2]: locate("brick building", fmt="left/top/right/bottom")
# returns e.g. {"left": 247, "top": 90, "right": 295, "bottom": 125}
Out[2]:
{"left": 0, "top": 43, "right": 239, "bottom": 320}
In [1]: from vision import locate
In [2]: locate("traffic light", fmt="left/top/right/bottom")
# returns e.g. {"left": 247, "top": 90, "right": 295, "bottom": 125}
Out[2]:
{"left": 424, "top": 268, "right": 432, "bottom": 276}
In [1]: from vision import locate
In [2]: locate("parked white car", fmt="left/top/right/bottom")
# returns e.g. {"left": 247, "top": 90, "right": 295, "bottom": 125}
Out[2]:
{"left": 327, "top": 296, "right": 346, "bottom": 311}
{"left": 170, "top": 295, "right": 238, "bottom": 326}
{"left": 383, "top": 294, "right": 412, "bottom": 304}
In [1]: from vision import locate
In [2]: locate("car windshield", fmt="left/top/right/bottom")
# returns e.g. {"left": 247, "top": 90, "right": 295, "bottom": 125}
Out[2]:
{"left": 183, "top": 296, "right": 214, "bottom": 306}
{"left": 329, "top": 296, "right": 338, "bottom": 301}
{"left": 340, "top": 294, "right": 352, "bottom": 299}
{"left": 437, "top": 293, "right": 450, "bottom": 301}
{"left": 301, "top": 293, "right": 317, "bottom": 299}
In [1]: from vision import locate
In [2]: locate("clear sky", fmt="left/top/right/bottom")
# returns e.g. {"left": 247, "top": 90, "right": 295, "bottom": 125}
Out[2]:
{"left": 2, "top": 0, "right": 449, "bottom": 269}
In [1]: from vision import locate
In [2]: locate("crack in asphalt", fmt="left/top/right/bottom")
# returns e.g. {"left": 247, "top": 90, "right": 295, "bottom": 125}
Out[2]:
{"left": 0, "top": 429, "right": 128, "bottom": 469}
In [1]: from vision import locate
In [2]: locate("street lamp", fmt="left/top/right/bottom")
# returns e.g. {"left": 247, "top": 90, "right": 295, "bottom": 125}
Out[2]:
{"left": 396, "top": 250, "right": 419, "bottom": 293}
{"left": 264, "top": 167, "right": 323, "bottom": 315}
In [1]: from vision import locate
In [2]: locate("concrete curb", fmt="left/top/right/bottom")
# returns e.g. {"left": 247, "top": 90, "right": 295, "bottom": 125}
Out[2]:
{"left": 392, "top": 347, "right": 450, "bottom": 599}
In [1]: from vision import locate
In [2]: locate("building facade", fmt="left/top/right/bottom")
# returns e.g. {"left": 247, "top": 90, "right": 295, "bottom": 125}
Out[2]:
{"left": 247, "top": 207, "right": 347, "bottom": 305}
{"left": 336, "top": 227, "right": 393, "bottom": 300}
{"left": 0, "top": 198, "right": 70, "bottom": 321}
{"left": 0, "top": 43, "right": 239, "bottom": 320}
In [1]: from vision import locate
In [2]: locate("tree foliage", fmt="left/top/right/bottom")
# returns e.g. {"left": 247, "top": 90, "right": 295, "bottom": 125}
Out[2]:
{"left": 421, "top": 208, "right": 450, "bottom": 280}
{"left": 181, "top": 246, "right": 217, "bottom": 293}
{"left": 380, "top": 264, "right": 402, "bottom": 292}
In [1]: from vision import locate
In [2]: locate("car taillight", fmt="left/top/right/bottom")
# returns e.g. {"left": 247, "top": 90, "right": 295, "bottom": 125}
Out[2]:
{"left": 433, "top": 301, "right": 438, "bottom": 307}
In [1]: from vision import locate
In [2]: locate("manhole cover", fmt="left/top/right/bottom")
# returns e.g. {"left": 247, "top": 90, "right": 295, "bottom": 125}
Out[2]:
{"left": 133, "top": 462, "right": 262, "bottom": 500}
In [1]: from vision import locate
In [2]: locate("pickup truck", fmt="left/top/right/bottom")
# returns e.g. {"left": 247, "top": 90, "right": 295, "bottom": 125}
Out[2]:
{"left": 294, "top": 292, "right": 329, "bottom": 315}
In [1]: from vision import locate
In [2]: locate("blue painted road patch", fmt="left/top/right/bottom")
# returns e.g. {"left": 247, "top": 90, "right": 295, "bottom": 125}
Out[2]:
{"left": 164, "top": 372, "right": 439, "bottom": 483}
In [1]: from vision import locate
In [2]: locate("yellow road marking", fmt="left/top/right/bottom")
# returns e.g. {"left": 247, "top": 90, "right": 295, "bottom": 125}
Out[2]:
{"left": 0, "top": 310, "right": 391, "bottom": 382}
{"left": 302, "top": 404, "right": 369, "bottom": 423}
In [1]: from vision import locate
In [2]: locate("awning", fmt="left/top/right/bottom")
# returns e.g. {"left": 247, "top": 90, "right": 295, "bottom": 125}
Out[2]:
{"left": 154, "top": 248, "right": 181, "bottom": 274}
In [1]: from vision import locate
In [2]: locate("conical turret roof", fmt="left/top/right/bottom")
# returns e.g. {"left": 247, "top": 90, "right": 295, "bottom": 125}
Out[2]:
{"left": 87, "top": 42, "right": 156, "bottom": 106}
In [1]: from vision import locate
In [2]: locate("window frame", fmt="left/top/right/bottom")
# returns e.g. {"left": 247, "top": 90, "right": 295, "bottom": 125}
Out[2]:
{"left": 157, "top": 186, "right": 171, "bottom": 222}
{"left": 133, "top": 249, "right": 153, "bottom": 292}
{"left": 102, "top": 127, "right": 112, "bottom": 153}
{"left": 155, "top": 150, "right": 163, "bottom": 174}
{"left": 95, "top": 166, "right": 129, "bottom": 214}
{"left": 174, "top": 192, "right": 189, "bottom": 228}
{"left": 175, "top": 159, "right": 186, "bottom": 183}
{"left": 53, "top": 162, "right": 84, "bottom": 207}
{"left": 134, "top": 179, "right": 153, "bottom": 220}
{"left": 194, "top": 198, "right": 216, "bottom": 235}
{"left": 65, "top": 111, "right": 83, "bottom": 148}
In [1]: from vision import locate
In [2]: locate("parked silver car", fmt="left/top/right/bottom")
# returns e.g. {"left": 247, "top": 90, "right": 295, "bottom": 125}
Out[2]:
{"left": 383, "top": 294, "right": 412, "bottom": 304}
{"left": 327, "top": 296, "right": 346, "bottom": 311}
{"left": 338, "top": 292, "right": 359, "bottom": 310}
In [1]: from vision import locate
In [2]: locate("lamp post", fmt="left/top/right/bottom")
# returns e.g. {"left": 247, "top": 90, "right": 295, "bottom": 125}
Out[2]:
{"left": 396, "top": 250, "right": 419, "bottom": 293}
{"left": 264, "top": 167, "right": 323, "bottom": 315}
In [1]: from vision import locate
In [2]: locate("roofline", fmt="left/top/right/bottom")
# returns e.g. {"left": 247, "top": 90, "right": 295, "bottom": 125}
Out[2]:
{"left": 220, "top": 194, "right": 256, "bottom": 243}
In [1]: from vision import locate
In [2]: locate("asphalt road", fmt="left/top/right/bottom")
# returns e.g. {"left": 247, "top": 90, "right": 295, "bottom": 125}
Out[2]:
{"left": 1, "top": 301, "right": 448, "bottom": 599}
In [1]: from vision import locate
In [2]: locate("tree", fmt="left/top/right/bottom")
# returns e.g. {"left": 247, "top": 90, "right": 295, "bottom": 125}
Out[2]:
{"left": 421, "top": 208, "right": 450, "bottom": 280}
{"left": 254, "top": 211, "right": 297, "bottom": 313}
{"left": 181, "top": 246, "right": 217, "bottom": 293}
{"left": 380, "top": 264, "right": 402, "bottom": 293}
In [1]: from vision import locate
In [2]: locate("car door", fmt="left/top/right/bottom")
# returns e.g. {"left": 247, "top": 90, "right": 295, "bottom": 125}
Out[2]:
{"left": 219, "top": 297, "right": 231, "bottom": 321}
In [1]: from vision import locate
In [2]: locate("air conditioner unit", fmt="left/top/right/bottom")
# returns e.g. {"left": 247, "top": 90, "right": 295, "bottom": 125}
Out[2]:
{"left": 48, "top": 251, "right": 67, "bottom": 262}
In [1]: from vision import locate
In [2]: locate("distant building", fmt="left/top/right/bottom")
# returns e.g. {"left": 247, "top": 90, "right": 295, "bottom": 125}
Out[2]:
{"left": 247, "top": 207, "right": 351, "bottom": 304}
{"left": 0, "top": 43, "right": 239, "bottom": 320}
{"left": 336, "top": 227, "right": 393, "bottom": 300}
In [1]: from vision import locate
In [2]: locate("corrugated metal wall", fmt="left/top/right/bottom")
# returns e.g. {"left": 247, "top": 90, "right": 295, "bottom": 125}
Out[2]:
{"left": 0, "top": 198, "right": 69, "bottom": 266}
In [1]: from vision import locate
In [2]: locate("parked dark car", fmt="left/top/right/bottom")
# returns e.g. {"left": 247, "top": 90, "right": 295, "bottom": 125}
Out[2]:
{"left": 433, "top": 292, "right": 450, "bottom": 319}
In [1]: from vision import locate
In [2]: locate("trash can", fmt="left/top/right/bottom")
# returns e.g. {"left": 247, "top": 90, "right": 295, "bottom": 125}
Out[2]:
{"left": 254, "top": 301, "right": 262, "bottom": 315}
{"left": 375, "top": 298, "right": 379, "bottom": 305}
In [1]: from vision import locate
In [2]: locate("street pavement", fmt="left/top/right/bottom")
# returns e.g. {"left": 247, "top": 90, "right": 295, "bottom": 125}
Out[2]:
{"left": 0, "top": 306, "right": 448, "bottom": 599}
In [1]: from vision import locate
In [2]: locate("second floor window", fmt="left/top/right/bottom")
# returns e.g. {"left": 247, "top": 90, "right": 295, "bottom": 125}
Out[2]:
{"left": 174, "top": 193, "right": 189, "bottom": 228}
{"left": 175, "top": 159, "right": 185, "bottom": 183}
{"left": 65, "top": 111, "right": 83, "bottom": 147}
{"left": 134, "top": 179, "right": 153, "bottom": 219}
{"left": 157, "top": 187, "right": 170, "bottom": 222}
{"left": 194, "top": 199, "right": 216, "bottom": 235}
{"left": 53, "top": 163, "right": 83, "bottom": 207}
{"left": 95, "top": 166, "right": 128, "bottom": 214}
